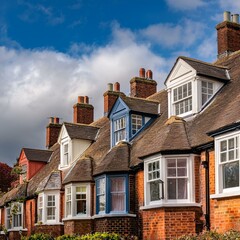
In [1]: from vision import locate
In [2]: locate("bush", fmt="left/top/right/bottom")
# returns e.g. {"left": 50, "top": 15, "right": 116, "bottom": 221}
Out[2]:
{"left": 21, "top": 233, "right": 54, "bottom": 240}
{"left": 177, "top": 230, "right": 240, "bottom": 240}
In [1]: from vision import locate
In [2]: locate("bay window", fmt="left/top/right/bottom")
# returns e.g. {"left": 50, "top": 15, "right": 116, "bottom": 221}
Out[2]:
{"left": 64, "top": 184, "right": 90, "bottom": 219}
{"left": 144, "top": 155, "right": 194, "bottom": 206}
{"left": 46, "top": 195, "right": 56, "bottom": 220}
{"left": 215, "top": 132, "right": 240, "bottom": 195}
{"left": 96, "top": 175, "right": 128, "bottom": 215}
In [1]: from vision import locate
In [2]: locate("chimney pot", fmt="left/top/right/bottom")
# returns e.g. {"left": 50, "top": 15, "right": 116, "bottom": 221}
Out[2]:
{"left": 49, "top": 117, "right": 54, "bottom": 124}
{"left": 54, "top": 117, "right": 59, "bottom": 124}
{"left": 232, "top": 14, "right": 239, "bottom": 24}
{"left": 84, "top": 96, "right": 89, "bottom": 104}
{"left": 107, "top": 83, "right": 113, "bottom": 91}
{"left": 78, "top": 96, "right": 84, "bottom": 103}
{"left": 114, "top": 82, "right": 120, "bottom": 92}
{"left": 146, "top": 70, "right": 153, "bottom": 79}
{"left": 139, "top": 68, "right": 145, "bottom": 78}
{"left": 223, "top": 11, "right": 231, "bottom": 21}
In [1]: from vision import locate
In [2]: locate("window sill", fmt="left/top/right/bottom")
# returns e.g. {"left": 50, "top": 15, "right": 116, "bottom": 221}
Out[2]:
{"left": 210, "top": 191, "right": 240, "bottom": 199}
{"left": 62, "top": 216, "right": 92, "bottom": 221}
{"left": 35, "top": 222, "right": 63, "bottom": 226}
{"left": 93, "top": 213, "right": 136, "bottom": 219}
{"left": 6, "top": 228, "right": 28, "bottom": 232}
{"left": 140, "top": 202, "right": 201, "bottom": 210}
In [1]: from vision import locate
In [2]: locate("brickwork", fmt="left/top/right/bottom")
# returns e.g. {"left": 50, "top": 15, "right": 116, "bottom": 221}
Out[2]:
{"left": 64, "top": 219, "right": 93, "bottom": 235}
{"left": 94, "top": 216, "right": 137, "bottom": 237}
{"left": 194, "top": 156, "right": 201, "bottom": 203}
{"left": 130, "top": 77, "right": 157, "bottom": 98}
{"left": 103, "top": 91, "right": 124, "bottom": 115}
{"left": 129, "top": 174, "right": 135, "bottom": 214}
{"left": 7, "top": 230, "right": 27, "bottom": 240}
{"left": 216, "top": 21, "right": 240, "bottom": 57}
{"left": 46, "top": 123, "right": 61, "bottom": 149}
{"left": 73, "top": 103, "right": 94, "bottom": 124}
{"left": 34, "top": 224, "right": 64, "bottom": 238}
{"left": 25, "top": 199, "right": 36, "bottom": 236}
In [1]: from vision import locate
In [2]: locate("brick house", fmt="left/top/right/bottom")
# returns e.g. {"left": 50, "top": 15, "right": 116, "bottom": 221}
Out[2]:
{"left": 1, "top": 11, "right": 240, "bottom": 240}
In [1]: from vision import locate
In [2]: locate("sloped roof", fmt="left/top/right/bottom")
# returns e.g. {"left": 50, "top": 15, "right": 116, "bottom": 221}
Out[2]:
{"left": 36, "top": 171, "right": 61, "bottom": 192}
{"left": 62, "top": 158, "right": 93, "bottom": 184}
{"left": 23, "top": 148, "right": 53, "bottom": 162}
{"left": 121, "top": 96, "right": 159, "bottom": 115}
{"left": 64, "top": 122, "right": 99, "bottom": 141}
{"left": 94, "top": 142, "right": 130, "bottom": 176}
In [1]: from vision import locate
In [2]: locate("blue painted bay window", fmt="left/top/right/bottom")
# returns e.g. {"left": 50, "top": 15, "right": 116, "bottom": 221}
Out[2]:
{"left": 96, "top": 175, "right": 129, "bottom": 214}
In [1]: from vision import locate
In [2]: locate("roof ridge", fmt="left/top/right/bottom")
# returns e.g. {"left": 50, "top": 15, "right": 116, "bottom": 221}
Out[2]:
{"left": 122, "top": 95, "right": 159, "bottom": 103}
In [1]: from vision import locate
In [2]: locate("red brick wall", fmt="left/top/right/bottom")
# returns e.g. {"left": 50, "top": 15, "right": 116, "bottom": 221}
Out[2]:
{"left": 64, "top": 219, "right": 93, "bottom": 235}
{"left": 46, "top": 123, "right": 61, "bottom": 148}
{"left": 34, "top": 224, "right": 64, "bottom": 238}
{"left": 194, "top": 156, "right": 201, "bottom": 203}
{"left": 7, "top": 230, "right": 27, "bottom": 240}
{"left": 130, "top": 78, "right": 157, "bottom": 98}
{"left": 25, "top": 199, "right": 36, "bottom": 236}
{"left": 129, "top": 174, "right": 135, "bottom": 214}
{"left": 216, "top": 21, "right": 240, "bottom": 56}
{"left": 73, "top": 103, "right": 94, "bottom": 124}
{"left": 94, "top": 217, "right": 137, "bottom": 237}
{"left": 103, "top": 91, "right": 124, "bottom": 115}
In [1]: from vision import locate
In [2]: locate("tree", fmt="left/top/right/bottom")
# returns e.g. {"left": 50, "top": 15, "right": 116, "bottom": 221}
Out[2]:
{"left": 0, "top": 162, "right": 18, "bottom": 193}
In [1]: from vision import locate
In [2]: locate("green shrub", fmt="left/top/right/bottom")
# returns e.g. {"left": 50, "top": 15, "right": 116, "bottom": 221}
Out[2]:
{"left": 56, "top": 235, "right": 81, "bottom": 240}
{"left": 21, "top": 233, "right": 54, "bottom": 240}
{"left": 79, "top": 232, "right": 121, "bottom": 240}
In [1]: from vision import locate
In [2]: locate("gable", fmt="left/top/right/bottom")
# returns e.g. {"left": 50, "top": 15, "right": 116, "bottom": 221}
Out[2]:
{"left": 109, "top": 97, "right": 129, "bottom": 119}
{"left": 58, "top": 125, "right": 69, "bottom": 143}
{"left": 165, "top": 58, "right": 196, "bottom": 87}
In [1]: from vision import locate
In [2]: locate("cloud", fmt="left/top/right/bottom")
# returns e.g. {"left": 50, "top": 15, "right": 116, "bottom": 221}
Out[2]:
{"left": 0, "top": 24, "right": 168, "bottom": 166}
{"left": 165, "top": 0, "right": 206, "bottom": 10}
{"left": 219, "top": 1, "right": 240, "bottom": 12}
{"left": 139, "top": 19, "right": 205, "bottom": 48}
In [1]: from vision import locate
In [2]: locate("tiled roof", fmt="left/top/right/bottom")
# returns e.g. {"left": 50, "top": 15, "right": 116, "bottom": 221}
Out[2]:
{"left": 37, "top": 171, "right": 61, "bottom": 192}
{"left": 121, "top": 96, "right": 159, "bottom": 115}
{"left": 23, "top": 148, "right": 53, "bottom": 162}
{"left": 64, "top": 122, "right": 99, "bottom": 141}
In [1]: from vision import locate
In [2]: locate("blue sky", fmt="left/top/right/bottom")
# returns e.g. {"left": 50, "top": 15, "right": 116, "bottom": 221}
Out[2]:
{"left": 0, "top": 0, "right": 239, "bottom": 166}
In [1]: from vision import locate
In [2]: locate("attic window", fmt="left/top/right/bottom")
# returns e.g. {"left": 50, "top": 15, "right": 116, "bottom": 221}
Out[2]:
{"left": 202, "top": 81, "right": 213, "bottom": 105}
{"left": 132, "top": 114, "right": 142, "bottom": 135}
{"left": 173, "top": 82, "right": 192, "bottom": 115}
{"left": 63, "top": 143, "right": 69, "bottom": 166}
{"left": 114, "top": 117, "right": 126, "bottom": 143}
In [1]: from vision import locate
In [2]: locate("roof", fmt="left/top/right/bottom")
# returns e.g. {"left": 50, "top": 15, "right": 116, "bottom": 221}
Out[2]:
{"left": 121, "top": 96, "right": 159, "bottom": 115}
{"left": 23, "top": 148, "right": 53, "bottom": 162}
{"left": 64, "top": 122, "right": 99, "bottom": 141}
{"left": 36, "top": 171, "right": 61, "bottom": 192}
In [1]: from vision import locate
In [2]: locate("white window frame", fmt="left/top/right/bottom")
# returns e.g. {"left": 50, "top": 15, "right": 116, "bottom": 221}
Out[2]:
{"left": 173, "top": 82, "right": 192, "bottom": 116}
{"left": 5, "top": 202, "right": 23, "bottom": 230}
{"left": 144, "top": 154, "right": 195, "bottom": 207}
{"left": 215, "top": 131, "right": 240, "bottom": 196}
{"left": 201, "top": 80, "right": 213, "bottom": 106}
{"left": 131, "top": 114, "right": 142, "bottom": 135}
{"left": 64, "top": 183, "right": 91, "bottom": 220}
{"left": 114, "top": 117, "right": 126, "bottom": 144}
{"left": 37, "top": 191, "right": 60, "bottom": 224}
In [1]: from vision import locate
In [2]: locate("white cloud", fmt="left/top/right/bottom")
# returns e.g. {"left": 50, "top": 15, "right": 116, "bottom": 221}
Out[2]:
{"left": 0, "top": 24, "right": 168, "bottom": 165}
{"left": 165, "top": 0, "right": 206, "bottom": 10}
{"left": 139, "top": 19, "right": 205, "bottom": 48}
{"left": 219, "top": 1, "right": 240, "bottom": 12}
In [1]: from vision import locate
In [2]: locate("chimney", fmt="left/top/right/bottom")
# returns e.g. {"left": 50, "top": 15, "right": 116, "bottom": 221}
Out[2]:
{"left": 46, "top": 117, "right": 62, "bottom": 149}
{"left": 73, "top": 96, "right": 94, "bottom": 124}
{"left": 130, "top": 68, "right": 157, "bottom": 98}
{"left": 104, "top": 82, "right": 125, "bottom": 116}
{"left": 216, "top": 11, "right": 240, "bottom": 58}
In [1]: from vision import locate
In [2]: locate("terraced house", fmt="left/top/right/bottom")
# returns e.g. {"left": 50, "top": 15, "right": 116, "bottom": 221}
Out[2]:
{"left": 1, "top": 11, "right": 240, "bottom": 240}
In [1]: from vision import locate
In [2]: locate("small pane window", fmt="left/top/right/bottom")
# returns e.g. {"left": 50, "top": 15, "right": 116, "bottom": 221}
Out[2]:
{"left": 63, "top": 143, "right": 69, "bottom": 165}
{"left": 66, "top": 187, "right": 71, "bottom": 216}
{"left": 132, "top": 114, "right": 142, "bottom": 135}
{"left": 97, "top": 178, "right": 106, "bottom": 213}
{"left": 76, "top": 187, "right": 87, "bottom": 214}
{"left": 202, "top": 81, "right": 213, "bottom": 105}
{"left": 47, "top": 195, "right": 56, "bottom": 220}
{"left": 38, "top": 195, "right": 43, "bottom": 222}
{"left": 114, "top": 117, "right": 126, "bottom": 143}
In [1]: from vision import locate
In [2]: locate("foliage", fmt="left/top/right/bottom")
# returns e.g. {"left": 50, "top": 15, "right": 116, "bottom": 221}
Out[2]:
{"left": 177, "top": 230, "right": 240, "bottom": 240}
{"left": 0, "top": 162, "right": 17, "bottom": 192}
{"left": 21, "top": 233, "right": 54, "bottom": 240}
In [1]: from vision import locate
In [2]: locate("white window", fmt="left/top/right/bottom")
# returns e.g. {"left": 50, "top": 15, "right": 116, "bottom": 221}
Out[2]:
{"left": 66, "top": 187, "right": 71, "bottom": 217}
{"left": 110, "top": 177, "right": 125, "bottom": 212}
{"left": 5, "top": 203, "right": 23, "bottom": 230}
{"left": 46, "top": 195, "right": 56, "bottom": 220}
{"left": 173, "top": 82, "right": 192, "bottom": 115}
{"left": 144, "top": 155, "right": 194, "bottom": 206}
{"left": 63, "top": 143, "right": 69, "bottom": 166}
{"left": 37, "top": 191, "right": 60, "bottom": 224}
{"left": 64, "top": 184, "right": 91, "bottom": 219}
{"left": 96, "top": 178, "right": 106, "bottom": 213}
{"left": 131, "top": 114, "right": 142, "bottom": 135}
{"left": 202, "top": 81, "right": 213, "bottom": 105}
{"left": 114, "top": 117, "right": 126, "bottom": 144}
{"left": 215, "top": 132, "right": 240, "bottom": 195}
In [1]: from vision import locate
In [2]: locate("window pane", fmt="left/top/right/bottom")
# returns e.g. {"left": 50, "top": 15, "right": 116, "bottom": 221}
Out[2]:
{"left": 76, "top": 199, "right": 86, "bottom": 214}
{"left": 221, "top": 152, "right": 227, "bottom": 162}
{"left": 223, "top": 162, "right": 239, "bottom": 189}
{"left": 99, "top": 196, "right": 105, "bottom": 212}
{"left": 150, "top": 181, "right": 161, "bottom": 201}
{"left": 167, "top": 179, "right": 176, "bottom": 199}
{"left": 167, "top": 168, "right": 176, "bottom": 177}
{"left": 178, "top": 179, "right": 188, "bottom": 199}
{"left": 111, "top": 177, "right": 125, "bottom": 212}
{"left": 220, "top": 140, "right": 227, "bottom": 151}
{"left": 167, "top": 159, "right": 176, "bottom": 167}
{"left": 177, "top": 168, "right": 187, "bottom": 176}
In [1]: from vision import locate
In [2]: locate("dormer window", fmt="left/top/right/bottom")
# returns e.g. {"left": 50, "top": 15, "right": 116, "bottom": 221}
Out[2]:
{"left": 173, "top": 82, "right": 192, "bottom": 115}
{"left": 114, "top": 117, "right": 126, "bottom": 143}
{"left": 63, "top": 143, "right": 69, "bottom": 166}
{"left": 202, "top": 81, "right": 213, "bottom": 105}
{"left": 131, "top": 114, "right": 142, "bottom": 135}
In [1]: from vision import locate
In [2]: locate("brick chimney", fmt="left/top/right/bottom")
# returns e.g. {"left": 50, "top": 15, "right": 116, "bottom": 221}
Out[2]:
{"left": 73, "top": 96, "right": 94, "bottom": 124}
{"left": 130, "top": 68, "right": 157, "bottom": 98}
{"left": 216, "top": 11, "right": 240, "bottom": 58}
{"left": 46, "top": 117, "right": 62, "bottom": 149}
{"left": 103, "top": 82, "right": 125, "bottom": 116}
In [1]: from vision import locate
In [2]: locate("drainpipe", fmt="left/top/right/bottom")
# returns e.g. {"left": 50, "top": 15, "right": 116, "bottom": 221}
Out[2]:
{"left": 202, "top": 150, "right": 210, "bottom": 231}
